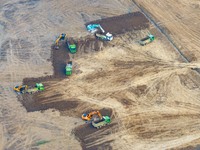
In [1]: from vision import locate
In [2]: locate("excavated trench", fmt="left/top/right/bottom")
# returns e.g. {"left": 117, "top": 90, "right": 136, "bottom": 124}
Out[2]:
{"left": 17, "top": 11, "right": 150, "bottom": 150}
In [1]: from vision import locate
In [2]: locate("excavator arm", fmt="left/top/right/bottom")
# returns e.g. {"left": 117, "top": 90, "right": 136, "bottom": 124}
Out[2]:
{"left": 55, "top": 33, "right": 66, "bottom": 46}
{"left": 82, "top": 111, "right": 103, "bottom": 121}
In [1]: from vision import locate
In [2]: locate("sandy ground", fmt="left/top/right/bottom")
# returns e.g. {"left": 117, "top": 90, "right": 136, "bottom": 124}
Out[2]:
{"left": 1, "top": 0, "right": 200, "bottom": 150}
{"left": 134, "top": 0, "right": 200, "bottom": 62}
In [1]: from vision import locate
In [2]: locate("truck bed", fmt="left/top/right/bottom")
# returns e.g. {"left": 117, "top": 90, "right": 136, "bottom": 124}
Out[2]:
{"left": 140, "top": 36, "right": 149, "bottom": 41}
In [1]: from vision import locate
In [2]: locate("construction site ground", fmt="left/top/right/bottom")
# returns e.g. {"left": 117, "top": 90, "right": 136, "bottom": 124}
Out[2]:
{"left": 1, "top": 0, "right": 200, "bottom": 150}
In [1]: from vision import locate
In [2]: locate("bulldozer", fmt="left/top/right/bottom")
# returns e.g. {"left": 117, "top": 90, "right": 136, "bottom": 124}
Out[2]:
{"left": 54, "top": 33, "right": 66, "bottom": 49}
{"left": 86, "top": 24, "right": 113, "bottom": 41}
{"left": 82, "top": 110, "right": 111, "bottom": 129}
{"left": 14, "top": 83, "right": 44, "bottom": 94}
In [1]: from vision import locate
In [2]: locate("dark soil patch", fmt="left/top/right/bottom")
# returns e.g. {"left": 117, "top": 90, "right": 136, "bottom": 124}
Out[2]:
{"left": 20, "top": 91, "right": 80, "bottom": 112}
{"left": 51, "top": 41, "right": 70, "bottom": 78}
{"left": 86, "top": 11, "right": 149, "bottom": 35}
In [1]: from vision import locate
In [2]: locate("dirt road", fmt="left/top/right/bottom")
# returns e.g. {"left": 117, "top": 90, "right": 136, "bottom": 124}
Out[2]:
{"left": 1, "top": 0, "right": 200, "bottom": 150}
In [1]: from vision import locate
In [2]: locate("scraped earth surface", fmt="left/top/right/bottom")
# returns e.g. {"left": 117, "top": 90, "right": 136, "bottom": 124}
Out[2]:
{"left": 1, "top": 0, "right": 200, "bottom": 150}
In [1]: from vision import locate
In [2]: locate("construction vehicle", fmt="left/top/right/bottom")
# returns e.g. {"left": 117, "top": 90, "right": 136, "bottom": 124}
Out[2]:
{"left": 95, "top": 32, "right": 113, "bottom": 41}
{"left": 86, "top": 24, "right": 105, "bottom": 33}
{"left": 66, "top": 61, "right": 72, "bottom": 76}
{"left": 14, "top": 83, "right": 44, "bottom": 94}
{"left": 139, "top": 34, "right": 155, "bottom": 46}
{"left": 86, "top": 24, "right": 113, "bottom": 41}
{"left": 55, "top": 33, "right": 66, "bottom": 49}
{"left": 92, "top": 116, "right": 111, "bottom": 129}
{"left": 82, "top": 110, "right": 111, "bottom": 129}
{"left": 13, "top": 85, "right": 28, "bottom": 94}
{"left": 82, "top": 110, "right": 103, "bottom": 121}
{"left": 66, "top": 38, "right": 77, "bottom": 54}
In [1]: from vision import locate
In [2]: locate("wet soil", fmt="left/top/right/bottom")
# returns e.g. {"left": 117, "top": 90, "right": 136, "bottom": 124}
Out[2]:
{"left": 86, "top": 11, "right": 149, "bottom": 35}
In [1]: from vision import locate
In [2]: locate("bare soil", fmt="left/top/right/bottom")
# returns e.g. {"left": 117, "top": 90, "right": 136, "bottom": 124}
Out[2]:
{"left": 1, "top": 1, "right": 200, "bottom": 150}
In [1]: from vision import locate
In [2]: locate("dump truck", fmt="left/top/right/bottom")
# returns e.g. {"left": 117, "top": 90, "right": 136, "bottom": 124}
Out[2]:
{"left": 92, "top": 116, "right": 111, "bottom": 129}
{"left": 14, "top": 83, "right": 44, "bottom": 94}
{"left": 66, "top": 61, "right": 72, "bottom": 76}
{"left": 139, "top": 34, "right": 155, "bottom": 46}
{"left": 66, "top": 38, "right": 77, "bottom": 54}
{"left": 95, "top": 32, "right": 113, "bottom": 41}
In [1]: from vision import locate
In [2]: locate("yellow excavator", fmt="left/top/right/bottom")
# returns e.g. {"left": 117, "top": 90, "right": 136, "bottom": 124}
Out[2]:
{"left": 55, "top": 33, "right": 66, "bottom": 49}
{"left": 82, "top": 110, "right": 103, "bottom": 121}
{"left": 13, "top": 85, "right": 28, "bottom": 94}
